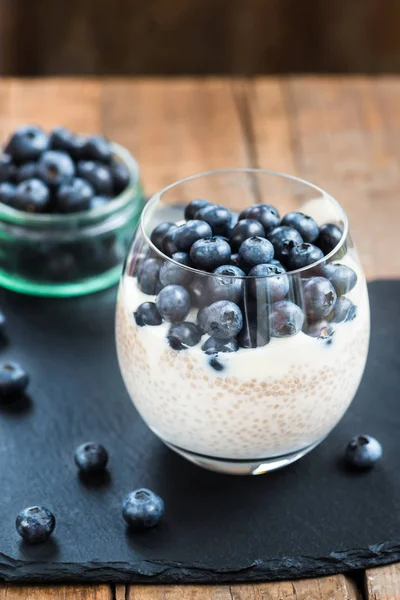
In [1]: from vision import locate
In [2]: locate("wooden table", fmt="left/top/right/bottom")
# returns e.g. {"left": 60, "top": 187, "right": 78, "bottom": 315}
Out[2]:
{"left": 0, "top": 77, "right": 399, "bottom": 599}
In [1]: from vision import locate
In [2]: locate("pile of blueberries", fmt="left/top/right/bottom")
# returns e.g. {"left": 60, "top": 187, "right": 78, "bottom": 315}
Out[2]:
{"left": 134, "top": 198, "right": 358, "bottom": 368}
{"left": 0, "top": 125, "right": 130, "bottom": 214}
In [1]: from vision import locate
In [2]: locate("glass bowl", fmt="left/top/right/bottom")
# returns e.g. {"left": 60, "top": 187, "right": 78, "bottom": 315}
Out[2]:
{"left": 116, "top": 169, "right": 370, "bottom": 475}
{"left": 0, "top": 143, "right": 144, "bottom": 297}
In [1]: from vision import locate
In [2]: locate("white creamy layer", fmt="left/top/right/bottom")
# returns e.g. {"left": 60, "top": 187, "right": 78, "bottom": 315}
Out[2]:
{"left": 116, "top": 257, "right": 370, "bottom": 459}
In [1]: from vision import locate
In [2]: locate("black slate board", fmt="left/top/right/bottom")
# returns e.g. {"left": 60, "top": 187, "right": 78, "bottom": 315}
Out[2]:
{"left": 0, "top": 280, "right": 399, "bottom": 583}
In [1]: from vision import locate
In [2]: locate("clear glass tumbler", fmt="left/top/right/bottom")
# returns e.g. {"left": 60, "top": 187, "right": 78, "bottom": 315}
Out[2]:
{"left": 116, "top": 169, "right": 370, "bottom": 475}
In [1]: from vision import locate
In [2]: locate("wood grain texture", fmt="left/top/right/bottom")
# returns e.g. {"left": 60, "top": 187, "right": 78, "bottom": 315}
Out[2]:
{"left": 0, "top": 585, "right": 112, "bottom": 599}
{"left": 366, "top": 564, "right": 400, "bottom": 599}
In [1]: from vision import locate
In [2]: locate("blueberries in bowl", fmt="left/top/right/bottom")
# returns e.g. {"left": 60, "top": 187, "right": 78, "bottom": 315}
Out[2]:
{"left": 286, "top": 243, "right": 324, "bottom": 271}
{"left": 239, "top": 204, "right": 280, "bottom": 233}
{"left": 5, "top": 125, "right": 49, "bottom": 164}
{"left": 190, "top": 237, "right": 231, "bottom": 271}
{"left": 267, "top": 226, "right": 303, "bottom": 263}
{"left": 281, "top": 212, "right": 319, "bottom": 243}
{"left": 230, "top": 219, "right": 265, "bottom": 250}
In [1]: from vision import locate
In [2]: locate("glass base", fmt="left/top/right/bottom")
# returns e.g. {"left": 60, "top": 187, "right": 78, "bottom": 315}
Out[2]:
{"left": 0, "top": 265, "right": 122, "bottom": 297}
{"left": 165, "top": 440, "right": 322, "bottom": 475}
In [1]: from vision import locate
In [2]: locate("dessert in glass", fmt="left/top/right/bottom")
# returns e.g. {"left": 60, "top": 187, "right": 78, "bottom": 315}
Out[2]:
{"left": 116, "top": 169, "right": 370, "bottom": 475}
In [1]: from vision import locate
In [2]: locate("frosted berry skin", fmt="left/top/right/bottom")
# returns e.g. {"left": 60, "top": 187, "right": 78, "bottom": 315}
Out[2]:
{"left": 122, "top": 489, "right": 164, "bottom": 531}
{"left": 74, "top": 442, "right": 109, "bottom": 473}
{"left": 16, "top": 506, "right": 55, "bottom": 544}
{"left": 345, "top": 435, "right": 382, "bottom": 468}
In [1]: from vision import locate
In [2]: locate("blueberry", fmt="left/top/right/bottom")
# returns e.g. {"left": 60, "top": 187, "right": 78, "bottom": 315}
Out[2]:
{"left": 37, "top": 150, "right": 75, "bottom": 188}
{"left": 328, "top": 296, "right": 357, "bottom": 323}
{"left": 77, "top": 160, "right": 113, "bottom": 196}
{"left": 167, "top": 322, "right": 202, "bottom": 350}
{"left": 281, "top": 212, "right": 319, "bottom": 243}
{"left": 16, "top": 161, "right": 37, "bottom": 183}
{"left": 195, "top": 204, "right": 232, "bottom": 236}
{"left": 303, "top": 276, "right": 337, "bottom": 320}
{"left": 270, "top": 301, "right": 304, "bottom": 337}
{"left": 56, "top": 177, "right": 94, "bottom": 213}
{"left": 159, "top": 252, "right": 193, "bottom": 286}
{"left": 203, "top": 300, "right": 243, "bottom": 340}
{"left": 134, "top": 302, "right": 162, "bottom": 326}
{"left": 230, "top": 219, "right": 265, "bottom": 251}
{"left": 238, "top": 236, "right": 274, "bottom": 269}
{"left": 90, "top": 195, "right": 110, "bottom": 210}
{"left": 226, "top": 211, "right": 239, "bottom": 236}
{"left": 202, "top": 336, "right": 238, "bottom": 354}
{"left": 230, "top": 253, "right": 241, "bottom": 268}
{"left": 0, "top": 362, "right": 29, "bottom": 400}
{"left": 16, "top": 506, "right": 55, "bottom": 544}
{"left": 302, "top": 319, "right": 334, "bottom": 339}
{"left": 162, "top": 225, "right": 179, "bottom": 256}
{"left": 208, "top": 265, "right": 245, "bottom": 303}
{"left": 156, "top": 284, "right": 191, "bottom": 322}
{"left": 286, "top": 243, "right": 324, "bottom": 271}
{"left": 110, "top": 161, "right": 131, "bottom": 195}
{"left": 81, "top": 135, "right": 112, "bottom": 163}
{"left": 150, "top": 222, "right": 175, "bottom": 251}
{"left": 190, "top": 276, "right": 209, "bottom": 308}
{"left": 190, "top": 237, "right": 231, "bottom": 271}
{"left": 74, "top": 442, "right": 108, "bottom": 473}
{"left": 196, "top": 306, "right": 210, "bottom": 333}
{"left": 13, "top": 179, "right": 51, "bottom": 213}
{"left": 239, "top": 204, "right": 280, "bottom": 233}
{"left": 267, "top": 226, "right": 303, "bottom": 263}
{"left": 5, "top": 125, "right": 48, "bottom": 164}
{"left": 322, "top": 263, "right": 357, "bottom": 296}
{"left": 317, "top": 223, "right": 343, "bottom": 255}
{"left": 174, "top": 220, "right": 212, "bottom": 252}
{"left": 209, "top": 357, "right": 225, "bottom": 371}
{"left": 0, "top": 182, "right": 16, "bottom": 206}
{"left": 50, "top": 127, "right": 84, "bottom": 159}
{"left": 237, "top": 321, "right": 269, "bottom": 348}
{"left": 184, "top": 198, "right": 211, "bottom": 220}
{"left": 270, "top": 259, "right": 285, "bottom": 270}
{"left": 249, "top": 263, "right": 289, "bottom": 302}
{"left": 345, "top": 435, "right": 382, "bottom": 468}
{"left": 0, "top": 154, "right": 17, "bottom": 182}
{"left": 137, "top": 258, "right": 162, "bottom": 294}
{"left": 122, "top": 488, "right": 164, "bottom": 530}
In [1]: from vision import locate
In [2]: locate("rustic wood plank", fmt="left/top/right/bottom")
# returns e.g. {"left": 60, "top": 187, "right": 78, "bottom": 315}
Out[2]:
{"left": 115, "top": 585, "right": 127, "bottom": 600}
{"left": 127, "top": 585, "right": 233, "bottom": 599}
{"left": 366, "top": 564, "right": 400, "bottom": 599}
{"left": 0, "top": 584, "right": 113, "bottom": 599}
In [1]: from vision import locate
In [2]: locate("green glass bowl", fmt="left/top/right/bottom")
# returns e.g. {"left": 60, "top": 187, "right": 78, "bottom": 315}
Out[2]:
{"left": 0, "top": 143, "right": 144, "bottom": 297}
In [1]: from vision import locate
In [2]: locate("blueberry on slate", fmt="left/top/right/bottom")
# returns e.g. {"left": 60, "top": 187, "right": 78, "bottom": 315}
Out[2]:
{"left": 81, "top": 135, "right": 112, "bottom": 163}
{"left": 281, "top": 212, "right": 319, "bottom": 243}
{"left": 89, "top": 195, "right": 110, "bottom": 210}
{"left": 110, "top": 161, "right": 131, "bottom": 195}
{"left": 156, "top": 284, "right": 191, "bottom": 322}
{"left": 328, "top": 296, "right": 357, "bottom": 323}
{"left": 150, "top": 222, "right": 176, "bottom": 251}
{"left": 13, "top": 179, "right": 51, "bottom": 213}
{"left": 159, "top": 252, "right": 193, "bottom": 286}
{"left": 208, "top": 265, "right": 245, "bottom": 303}
{"left": 345, "top": 435, "right": 382, "bottom": 468}
{"left": 286, "top": 243, "right": 324, "bottom": 271}
{"left": 323, "top": 263, "right": 357, "bottom": 296}
{"left": 190, "top": 237, "right": 231, "bottom": 271}
{"left": 43, "top": 250, "right": 77, "bottom": 282}
{"left": 50, "top": 127, "right": 85, "bottom": 159}
{"left": 195, "top": 204, "right": 232, "bottom": 236}
{"left": 0, "top": 154, "right": 17, "bottom": 182}
{"left": 5, "top": 125, "right": 48, "bottom": 164}
{"left": 270, "top": 301, "right": 304, "bottom": 337}
{"left": 302, "top": 319, "right": 334, "bottom": 339}
{"left": 184, "top": 198, "right": 211, "bottom": 221}
{"left": 134, "top": 302, "right": 162, "bottom": 326}
{"left": 74, "top": 442, "right": 109, "bottom": 473}
{"left": 267, "top": 226, "right": 303, "bottom": 263}
{"left": 167, "top": 322, "right": 202, "bottom": 350}
{"left": 173, "top": 220, "right": 212, "bottom": 252}
{"left": 239, "top": 204, "right": 280, "bottom": 233}
{"left": 137, "top": 258, "right": 162, "bottom": 294}
{"left": 16, "top": 161, "right": 37, "bottom": 183}
{"left": 230, "top": 219, "right": 265, "bottom": 251}
{"left": 77, "top": 160, "right": 113, "bottom": 196}
{"left": 162, "top": 225, "right": 179, "bottom": 256}
{"left": 249, "top": 263, "right": 289, "bottom": 302}
{"left": 56, "top": 177, "right": 94, "bottom": 213}
{"left": 16, "top": 506, "right": 55, "bottom": 544}
{"left": 0, "top": 182, "right": 16, "bottom": 206}
{"left": 303, "top": 276, "right": 337, "bottom": 320}
{"left": 317, "top": 223, "right": 343, "bottom": 255}
{"left": 203, "top": 300, "right": 243, "bottom": 340}
{"left": 202, "top": 336, "right": 238, "bottom": 355}
{"left": 122, "top": 488, "right": 164, "bottom": 531}
{"left": 37, "top": 150, "right": 75, "bottom": 188}
{"left": 0, "top": 362, "right": 29, "bottom": 399}
{"left": 238, "top": 236, "right": 274, "bottom": 269}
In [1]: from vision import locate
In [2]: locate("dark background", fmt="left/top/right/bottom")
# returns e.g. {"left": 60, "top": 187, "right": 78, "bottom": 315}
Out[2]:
{"left": 0, "top": 0, "right": 399, "bottom": 76}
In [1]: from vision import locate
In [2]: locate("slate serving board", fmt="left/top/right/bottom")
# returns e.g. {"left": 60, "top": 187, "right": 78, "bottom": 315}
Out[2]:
{"left": 0, "top": 280, "right": 399, "bottom": 583}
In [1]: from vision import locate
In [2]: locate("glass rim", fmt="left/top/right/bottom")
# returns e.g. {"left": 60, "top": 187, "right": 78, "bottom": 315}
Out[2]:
{"left": 0, "top": 142, "right": 140, "bottom": 227}
{"left": 140, "top": 168, "right": 349, "bottom": 279}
